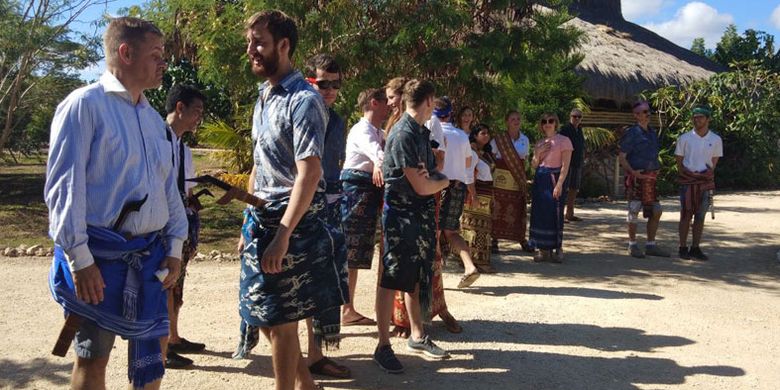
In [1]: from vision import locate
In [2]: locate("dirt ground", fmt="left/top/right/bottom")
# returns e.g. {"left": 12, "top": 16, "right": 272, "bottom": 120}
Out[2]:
{"left": 1, "top": 191, "right": 778, "bottom": 390}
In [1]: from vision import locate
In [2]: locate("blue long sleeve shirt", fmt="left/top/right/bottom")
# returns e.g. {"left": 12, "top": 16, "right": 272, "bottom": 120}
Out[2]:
{"left": 45, "top": 72, "right": 188, "bottom": 271}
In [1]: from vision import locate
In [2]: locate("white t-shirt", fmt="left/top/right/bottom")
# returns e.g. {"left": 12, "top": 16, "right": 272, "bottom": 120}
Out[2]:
{"left": 474, "top": 150, "right": 493, "bottom": 182}
{"left": 491, "top": 132, "right": 529, "bottom": 160}
{"left": 674, "top": 129, "right": 723, "bottom": 172}
{"left": 441, "top": 122, "right": 473, "bottom": 184}
{"left": 425, "top": 114, "right": 446, "bottom": 149}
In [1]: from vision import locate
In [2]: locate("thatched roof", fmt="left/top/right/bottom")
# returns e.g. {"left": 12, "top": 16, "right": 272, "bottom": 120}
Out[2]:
{"left": 566, "top": 0, "right": 725, "bottom": 106}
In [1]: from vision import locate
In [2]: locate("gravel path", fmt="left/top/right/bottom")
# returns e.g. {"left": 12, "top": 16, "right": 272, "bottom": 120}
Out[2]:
{"left": 1, "top": 191, "right": 778, "bottom": 390}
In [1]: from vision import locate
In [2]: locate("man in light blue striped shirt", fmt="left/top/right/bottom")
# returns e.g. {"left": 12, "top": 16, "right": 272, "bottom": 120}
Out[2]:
{"left": 44, "top": 17, "right": 187, "bottom": 390}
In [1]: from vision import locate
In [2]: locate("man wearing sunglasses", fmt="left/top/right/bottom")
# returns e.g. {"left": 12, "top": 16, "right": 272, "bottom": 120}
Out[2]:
{"left": 303, "top": 53, "right": 352, "bottom": 379}
{"left": 618, "top": 101, "right": 671, "bottom": 259}
{"left": 559, "top": 108, "right": 586, "bottom": 222}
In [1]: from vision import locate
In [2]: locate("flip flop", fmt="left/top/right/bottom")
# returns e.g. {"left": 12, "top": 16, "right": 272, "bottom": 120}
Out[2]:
{"left": 457, "top": 270, "right": 480, "bottom": 288}
{"left": 341, "top": 315, "right": 376, "bottom": 326}
{"left": 309, "top": 357, "right": 351, "bottom": 379}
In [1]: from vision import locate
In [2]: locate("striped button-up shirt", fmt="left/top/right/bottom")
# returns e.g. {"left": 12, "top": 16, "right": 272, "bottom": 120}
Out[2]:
{"left": 45, "top": 72, "right": 188, "bottom": 271}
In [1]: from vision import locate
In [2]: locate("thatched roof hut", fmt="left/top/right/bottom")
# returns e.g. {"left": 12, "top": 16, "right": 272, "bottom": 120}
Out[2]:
{"left": 567, "top": 0, "right": 725, "bottom": 111}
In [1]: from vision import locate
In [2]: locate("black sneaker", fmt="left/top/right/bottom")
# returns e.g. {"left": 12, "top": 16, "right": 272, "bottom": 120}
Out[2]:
{"left": 166, "top": 351, "right": 193, "bottom": 369}
{"left": 689, "top": 247, "right": 709, "bottom": 261}
{"left": 406, "top": 335, "right": 449, "bottom": 359}
{"left": 678, "top": 246, "right": 691, "bottom": 259}
{"left": 374, "top": 345, "right": 404, "bottom": 374}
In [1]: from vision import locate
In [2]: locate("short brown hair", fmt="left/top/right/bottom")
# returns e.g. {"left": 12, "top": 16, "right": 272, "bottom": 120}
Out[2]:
{"left": 103, "top": 17, "right": 163, "bottom": 67}
{"left": 245, "top": 10, "right": 298, "bottom": 58}
{"left": 403, "top": 79, "right": 436, "bottom": 108}
{"left": 357, "top": 88, "right": 386, "bottom": 112}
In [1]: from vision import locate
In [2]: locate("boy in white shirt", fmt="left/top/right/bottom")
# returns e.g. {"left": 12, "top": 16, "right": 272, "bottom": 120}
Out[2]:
{"left": 674, "top": 106, "right": 723, "bottom": 261}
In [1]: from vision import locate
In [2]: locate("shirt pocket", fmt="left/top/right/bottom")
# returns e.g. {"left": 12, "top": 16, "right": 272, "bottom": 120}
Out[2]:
{"left": 150, "top": 138, "right": 173, "bottom": 181}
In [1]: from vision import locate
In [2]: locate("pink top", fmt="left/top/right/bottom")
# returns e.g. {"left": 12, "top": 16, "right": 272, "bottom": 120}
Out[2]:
{"left": 536, "top": 134, "right": 573, "bottom": 168}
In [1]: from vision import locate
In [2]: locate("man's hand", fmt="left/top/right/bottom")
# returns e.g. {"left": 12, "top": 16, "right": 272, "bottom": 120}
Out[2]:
{"left": 261, "top": 232, "right": 290, "bottom": 274}
{"left": 433, "top": 149, "right": 445, "bottom": 171}
{"left": 73, "top": 264, "right": 105, "bottom": 305}
{"left": 372, "top": 166, "right": 384, "bottom": 187}
{"left": 632, "top": 170, "right": 652, "bottom": 180}
{"left": 159, "top": 256, "right": 181, "bottom": 290}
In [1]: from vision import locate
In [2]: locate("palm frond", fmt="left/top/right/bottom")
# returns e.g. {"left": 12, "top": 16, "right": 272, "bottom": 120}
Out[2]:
{"left": 583, "top": 126, "right": 616, "bottom": 151}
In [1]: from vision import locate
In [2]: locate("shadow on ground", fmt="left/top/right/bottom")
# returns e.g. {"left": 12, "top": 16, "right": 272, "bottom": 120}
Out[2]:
{"left": 452, "top": 195, "right": 780, "bottom": 292}
{"left": 316, "top": 349, "right": 744, "bottom": 390}
{"left": 0, "top": 358, "right": 71, "bottom": 388}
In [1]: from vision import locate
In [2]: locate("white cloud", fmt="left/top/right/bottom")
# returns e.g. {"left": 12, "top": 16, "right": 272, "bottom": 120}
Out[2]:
{"left": 643, "top": 2, "right": 734, "bottom": 49}
{"left": 622, "top": 0, "right": 667, "bottom": 20}
{"left": 771, "top": 5, "right": 780, "bottom": 30}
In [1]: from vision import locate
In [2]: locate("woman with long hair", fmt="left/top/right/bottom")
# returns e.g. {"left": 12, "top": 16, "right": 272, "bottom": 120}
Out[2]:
{"left": 456, "top": 106, "right": 476, "bottom": 135}
{"left": 384, "top": 77, "right": 407, "bottom": 136}
{"left": 460, "top": 123, "right": 497, "bottom": 272}
{"left": 529, "top": 112, "right": 573, "bottom": 262}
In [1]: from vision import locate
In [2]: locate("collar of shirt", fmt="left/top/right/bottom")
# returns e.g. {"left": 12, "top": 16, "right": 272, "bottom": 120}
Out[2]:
{"left": 258, "top": 70, "right": 304, "bottom": 96}
{"left": 99, "top": 72, "right": 150, "bottom": 107}
{"left": 402, "top": 112, "right": 428, "bottom": 135}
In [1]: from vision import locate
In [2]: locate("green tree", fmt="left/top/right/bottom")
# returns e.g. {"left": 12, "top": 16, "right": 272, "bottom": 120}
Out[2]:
{"left": 133, "top": 0, "right": 585, "bottom": 172}
{"left": 713, "top": 25, "right": 779, "bottom": 71}
{"left": 690, "top": 37, "right": 712, "bottom": 58}
{"left": 646, "top": 61, "right": 780, "bottom": 189}
{"left": 0, "top": 0, "right": 102, "bottom": 157}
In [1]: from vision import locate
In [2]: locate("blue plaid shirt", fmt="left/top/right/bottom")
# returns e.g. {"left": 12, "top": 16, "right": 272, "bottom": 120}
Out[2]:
{"left": 251, "top": 71, "right": 329, "bottom": 202}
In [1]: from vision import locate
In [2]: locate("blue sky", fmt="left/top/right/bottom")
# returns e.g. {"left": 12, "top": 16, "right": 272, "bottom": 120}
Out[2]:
{"left": 622, "top": 0, "right": 780, "bottom": 49}
{"left": 77, "top": 0, "right": 780, "bottom": 80}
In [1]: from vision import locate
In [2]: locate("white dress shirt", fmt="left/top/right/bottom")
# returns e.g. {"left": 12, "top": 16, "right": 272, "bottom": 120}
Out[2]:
{"left": 343, "top": 117, "right": 385, "bottom": 173}
{"left": 45, "top": 72, "right": 188, "bottom": 271}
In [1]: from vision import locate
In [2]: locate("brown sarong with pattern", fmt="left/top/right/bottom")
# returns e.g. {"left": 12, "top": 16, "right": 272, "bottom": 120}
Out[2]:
{"left": 491, "top": 133, "right": 528, "bottom": 243}
{"left": 625, "top": 170, "right": 659, "bottom": 218}
{"left": 460, "top": 180, "right": 493, "bottom": 269}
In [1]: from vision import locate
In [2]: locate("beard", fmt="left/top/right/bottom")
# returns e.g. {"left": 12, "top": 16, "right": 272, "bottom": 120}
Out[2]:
{"left": 251, "top": 49, "right": 280, "bottom": 78}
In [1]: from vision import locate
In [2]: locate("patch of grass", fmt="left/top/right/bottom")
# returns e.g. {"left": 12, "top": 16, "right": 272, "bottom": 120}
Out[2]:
{"left": 0, "top": 153, "right": 243, "bottom": 253}
{"left": 0, "top": 172, "right": 50, "bottom": 248}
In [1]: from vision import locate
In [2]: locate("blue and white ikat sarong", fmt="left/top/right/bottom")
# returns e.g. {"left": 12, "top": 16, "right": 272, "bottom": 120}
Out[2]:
{"left": 234, "top": 194, "right": 348, "bottom": 358}
{"left": 380, "top": 191, "right": 436, "bottom": 319}
{"left": 49, "top": 226, "right": 168, "bottom": 388}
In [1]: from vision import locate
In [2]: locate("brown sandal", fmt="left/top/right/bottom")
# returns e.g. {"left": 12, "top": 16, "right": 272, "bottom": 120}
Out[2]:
{"left": 439, "top": 311, "right": 463, "bottom": 334}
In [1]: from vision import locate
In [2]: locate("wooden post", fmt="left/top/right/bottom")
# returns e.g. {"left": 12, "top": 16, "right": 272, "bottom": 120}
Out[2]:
{"left": 614, "top": 155, "right": 621, "bottom": 197}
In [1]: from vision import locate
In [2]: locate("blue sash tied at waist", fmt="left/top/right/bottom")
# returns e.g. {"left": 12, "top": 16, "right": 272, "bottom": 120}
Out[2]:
{"left": 49, "top": 225, "right": 168, "bottom": 388}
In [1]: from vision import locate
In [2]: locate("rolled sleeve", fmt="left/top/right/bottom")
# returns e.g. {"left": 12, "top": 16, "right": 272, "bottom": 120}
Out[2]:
{"left": 291, "top": 95, "right": 327, "bottom": 161}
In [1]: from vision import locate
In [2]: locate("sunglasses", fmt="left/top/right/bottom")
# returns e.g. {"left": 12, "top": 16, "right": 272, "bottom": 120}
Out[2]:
{"left": 570, "top": 115, "right": 582, "bottom": 119}
{"left": 635, "top": 110, "right": 650, "bottom": 115}
{"left": 540, "top": 119, "right": 557, "bottom": 125}
{"left": 314, "top": 79, "right": 341, "bottom": 90}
